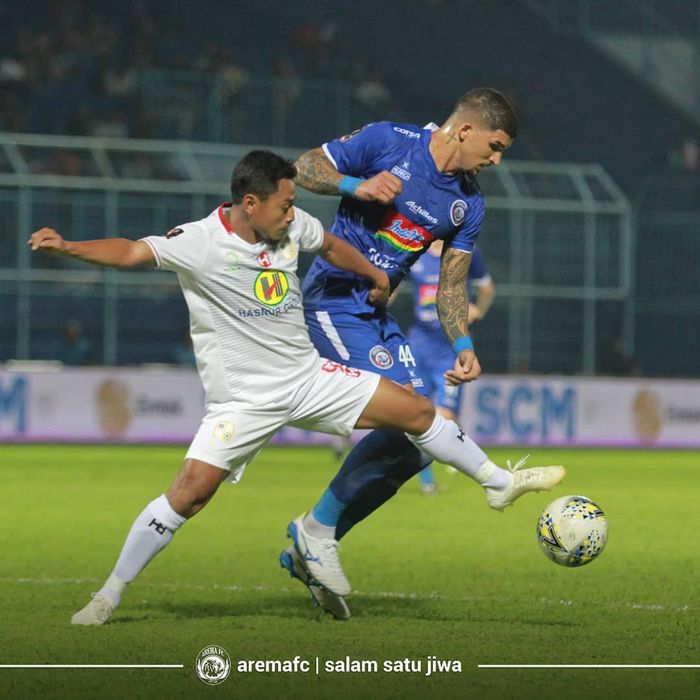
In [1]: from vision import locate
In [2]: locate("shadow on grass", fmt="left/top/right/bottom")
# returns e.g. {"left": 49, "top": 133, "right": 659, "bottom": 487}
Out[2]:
{"left": 151, "top": 593, "right": 332, "bottom": 622}
{"left": 348, "top": 596, "right": 582, "bottom": 627}
{"left": 108, "top": 593, "right": 582, "bottom": 627}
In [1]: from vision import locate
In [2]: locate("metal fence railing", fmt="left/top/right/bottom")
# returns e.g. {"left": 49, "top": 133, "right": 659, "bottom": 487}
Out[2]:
{"left": 138, "top": 71, "right": 397, "bottom": 147}
{"left": 0, "top": 133, "right": 632, "bottom": 376}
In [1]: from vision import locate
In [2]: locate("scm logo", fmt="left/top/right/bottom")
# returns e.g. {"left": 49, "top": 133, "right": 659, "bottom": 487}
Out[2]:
{"left": 0, "top": 375, "right": 27, "bottom": 434}
{"left": 475, "top": 384, "right": 575, "bottom": 440}
{"left": 254, "top": 270, "right": 289, "bottom": 306}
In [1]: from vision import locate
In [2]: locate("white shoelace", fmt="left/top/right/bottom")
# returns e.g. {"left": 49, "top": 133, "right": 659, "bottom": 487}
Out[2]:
{"left": 505, "top": 454, "right": 530, "bottom": 473}
{"left": 319, "top": 540, "right": 346, "bottom": 576}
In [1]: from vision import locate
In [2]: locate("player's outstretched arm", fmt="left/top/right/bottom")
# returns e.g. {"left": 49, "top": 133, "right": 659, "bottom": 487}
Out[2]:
{"left": 318, "top": 231, "right": 390, "bottom": 306}
{"left": 437, "top": 246, "right": 481, "bottom": 384}
{"left": 294, "top": 148, "right": 402, "bottom": 204}
{"left": 28, "top": 228, "right": 155, "bottom": 268}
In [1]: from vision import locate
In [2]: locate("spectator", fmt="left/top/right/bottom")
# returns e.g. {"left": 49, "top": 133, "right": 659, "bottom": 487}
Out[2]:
{"left": 600, "top": 336, "right": 640, "bottom": 377}
{"left": 58, "top": 320, "right": 93, "bottom": 366}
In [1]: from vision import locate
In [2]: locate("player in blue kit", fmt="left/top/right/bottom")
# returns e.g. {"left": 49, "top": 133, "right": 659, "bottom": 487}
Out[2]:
{"left": 279, "top": 89, "right": 564, "bottom": 617}
{"left": 410, "top": 242, "right": 496, "bottom": 494}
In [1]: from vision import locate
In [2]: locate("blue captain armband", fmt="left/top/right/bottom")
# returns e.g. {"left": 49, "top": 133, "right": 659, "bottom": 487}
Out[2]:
{"left": 338, "top": 176, "right": 365, "bottom": 197}
{"left": 452, "top": 335, "right": 474, "bottom": 353}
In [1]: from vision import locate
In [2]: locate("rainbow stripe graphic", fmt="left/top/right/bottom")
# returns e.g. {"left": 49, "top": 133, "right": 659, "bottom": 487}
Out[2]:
{"left": 374, "top": 210, "right": 434, "bottom": 253}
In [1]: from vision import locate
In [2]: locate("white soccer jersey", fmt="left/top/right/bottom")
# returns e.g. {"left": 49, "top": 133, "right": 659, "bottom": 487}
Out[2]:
{"left": 142, "top": 204, "right": 325, "bottom": 404}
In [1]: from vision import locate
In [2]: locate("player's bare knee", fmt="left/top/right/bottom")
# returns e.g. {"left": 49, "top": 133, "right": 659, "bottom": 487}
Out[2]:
{"left": 166, "top": 460, "right": 221, "bottom": 517}
{"left": 404, "top": 395, "right": 435, "bottom": 434}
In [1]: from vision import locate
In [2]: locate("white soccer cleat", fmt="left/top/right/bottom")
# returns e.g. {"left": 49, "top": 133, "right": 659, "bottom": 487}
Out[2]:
{"left": 485, "top": 456, "right": 566, "bottom": 512}
{"left": 279, "top": 545, "right": 350, "bottom": 620}
{"left": 71, "top": 594, "right": 115, "bottom": 626}
{"left": 287, "top": 515, "right": 351, "bottom": 596}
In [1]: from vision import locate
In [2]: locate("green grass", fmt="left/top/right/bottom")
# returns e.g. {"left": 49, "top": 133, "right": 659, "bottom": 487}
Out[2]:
{"left": 0, "top": 445, "right": 698, "bottom": 699}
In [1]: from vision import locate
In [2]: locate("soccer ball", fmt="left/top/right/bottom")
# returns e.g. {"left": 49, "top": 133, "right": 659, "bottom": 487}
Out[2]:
{"left": 536, "top": 495, "right": 608, "bottom": 567}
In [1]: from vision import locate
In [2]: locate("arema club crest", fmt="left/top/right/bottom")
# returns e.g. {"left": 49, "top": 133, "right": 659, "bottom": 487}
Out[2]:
{"left": 195, "top": 645, "right": 231, "bottom": 685}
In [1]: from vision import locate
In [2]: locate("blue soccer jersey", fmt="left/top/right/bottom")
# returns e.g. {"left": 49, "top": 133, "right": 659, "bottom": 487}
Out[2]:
{"left": 409, "top": 245, "right": 489, "bottom": 336}
{"left": 408, "top": 246, "right": 490, "bottom": 410}
{"left": 302, "top": 121, "right": 485, "bottom": 315}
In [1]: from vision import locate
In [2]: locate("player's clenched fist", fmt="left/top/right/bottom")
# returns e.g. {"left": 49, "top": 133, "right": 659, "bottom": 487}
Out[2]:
{"left": 444, "top": 350, "right": 481, "bottom": 386}
{"left": 355, "top": 171, "right": 403, "bottom": 205}
{"left": 367, "top": 270, "right": 390, "bottom": 307}
{"left": 28, "top": 227, "right": 65, "bottom": 252}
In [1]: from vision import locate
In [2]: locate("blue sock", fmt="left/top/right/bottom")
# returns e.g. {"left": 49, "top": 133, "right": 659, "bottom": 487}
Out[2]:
{"left": 311, "top": 488, "right": 345, "bottom": 527}
{"left": 333, "top": 431, "right": 431, "bottom": 540}
{"left": 418, "top": 466, "right": 436, "bottom": 487}
{"left": 309, "top": 429, "right": 410, "bottom": 528}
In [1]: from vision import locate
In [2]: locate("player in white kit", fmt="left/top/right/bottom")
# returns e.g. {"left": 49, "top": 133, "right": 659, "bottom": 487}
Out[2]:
{"left": 29, "top": 150, "right": 563, "bottom": 624}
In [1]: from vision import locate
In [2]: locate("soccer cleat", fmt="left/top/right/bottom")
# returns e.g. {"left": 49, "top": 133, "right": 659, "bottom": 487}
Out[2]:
{"left": 485, "top": 456, "right": 566, "bottom": 511}
{"left": 71, "top": 593, "right": 115, "bottom": 626}
{"left": 279, "top": 545, "right": 350, "bottom": 620}
{"left": 287, "top": 516, "right": 351, "bottom": 596}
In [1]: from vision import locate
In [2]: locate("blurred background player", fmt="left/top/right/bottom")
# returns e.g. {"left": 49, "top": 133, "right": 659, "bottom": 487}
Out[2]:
{"left": 409, "top": 242, "right": 495, "bottom": 494}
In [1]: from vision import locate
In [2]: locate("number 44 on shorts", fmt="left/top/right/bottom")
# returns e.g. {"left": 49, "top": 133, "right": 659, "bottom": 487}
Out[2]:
{"left": 399, "top": 344, "right": 416, "bottom": 368}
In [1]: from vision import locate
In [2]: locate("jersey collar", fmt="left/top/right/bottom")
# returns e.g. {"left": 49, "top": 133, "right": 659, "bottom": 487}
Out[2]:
{"left": 217, "top": 203, "right": 235, "bottom": 234}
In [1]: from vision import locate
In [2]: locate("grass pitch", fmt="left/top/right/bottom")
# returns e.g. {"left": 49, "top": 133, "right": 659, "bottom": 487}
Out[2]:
{"left": 0, "top": 444, "right": 698, "bottom": 699}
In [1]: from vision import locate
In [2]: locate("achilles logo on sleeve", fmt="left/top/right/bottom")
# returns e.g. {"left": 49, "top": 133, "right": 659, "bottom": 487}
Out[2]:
{"left": 165, "top": 227, "right": 184, "bottom": 239}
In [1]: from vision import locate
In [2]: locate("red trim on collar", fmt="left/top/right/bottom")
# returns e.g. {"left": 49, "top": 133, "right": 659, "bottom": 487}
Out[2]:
{"left": 218, "top": 203, "right": 235, "bottom": 234}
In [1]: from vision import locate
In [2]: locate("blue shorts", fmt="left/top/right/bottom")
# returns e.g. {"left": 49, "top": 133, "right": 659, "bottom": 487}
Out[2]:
{"left": 305, "top": 309, "right": 429, "bottom": 396}
{"left": 408, "top": 326, "right": 462, "bottom": 413}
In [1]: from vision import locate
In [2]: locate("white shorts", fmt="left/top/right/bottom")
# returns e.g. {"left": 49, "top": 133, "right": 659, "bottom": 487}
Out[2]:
{"left": 185, "top": 357, "right": 381, "bottom": 482}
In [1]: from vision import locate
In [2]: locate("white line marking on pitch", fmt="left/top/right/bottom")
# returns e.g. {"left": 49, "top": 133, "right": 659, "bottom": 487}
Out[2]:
{"left": 0, "top": 577, "right": 693, "bottom": 613}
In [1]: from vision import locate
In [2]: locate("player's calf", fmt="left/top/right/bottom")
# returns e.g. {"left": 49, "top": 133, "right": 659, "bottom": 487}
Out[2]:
{"left": 71, "top": 460, "right": 226, "bottom": 626}
{"left": 165, "top": 458, "right": 228, "bottom": 517}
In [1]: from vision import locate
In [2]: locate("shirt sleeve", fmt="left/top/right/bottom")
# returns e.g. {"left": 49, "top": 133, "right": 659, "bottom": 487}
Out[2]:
{"left": 468, "top": 247, "right": 490, "bottom": 283}
{"left": 289, "top": 207, "right": 325, "bottom": 253}
{"left": 447, "top": 196, "right": 485, "bottom": 254}
{"left": 140, "top": 223, "right": 209, "bottom": 274}
{"left": 323, "top": 122, "right": 399, "bottom": 176}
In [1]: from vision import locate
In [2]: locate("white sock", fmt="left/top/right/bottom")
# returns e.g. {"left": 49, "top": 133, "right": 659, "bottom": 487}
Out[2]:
{"left": 303, "top": 510, "right": 336, "bottom": 539}
{"left": 406, "top": 415, "right": 510, "bottom": 489}
{"left": 97, "top": 495, "right": 186, "bottom": 606}
{"left": 97, "top": 573, "right": 127, "bottom": 607}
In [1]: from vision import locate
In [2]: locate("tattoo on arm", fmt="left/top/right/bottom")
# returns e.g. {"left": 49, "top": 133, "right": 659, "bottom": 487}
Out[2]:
{"left": 437, "top": 246, "right": 472, "bottom": 343}
{"left": 294, "top": 148, "right": 343, "bottom": 194}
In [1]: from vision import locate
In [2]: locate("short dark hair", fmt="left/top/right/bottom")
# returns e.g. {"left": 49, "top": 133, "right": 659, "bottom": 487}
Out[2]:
{"left": 230, "top": 150, "right": 297, "bottom": 204}
{"left": 453, "top": 88, "right": 518, "bottom": 139}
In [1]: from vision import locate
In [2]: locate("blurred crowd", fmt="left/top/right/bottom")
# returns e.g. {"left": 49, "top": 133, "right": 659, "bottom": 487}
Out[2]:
{"left": 0, "top": 0, "right": 397, "bottom": 142}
